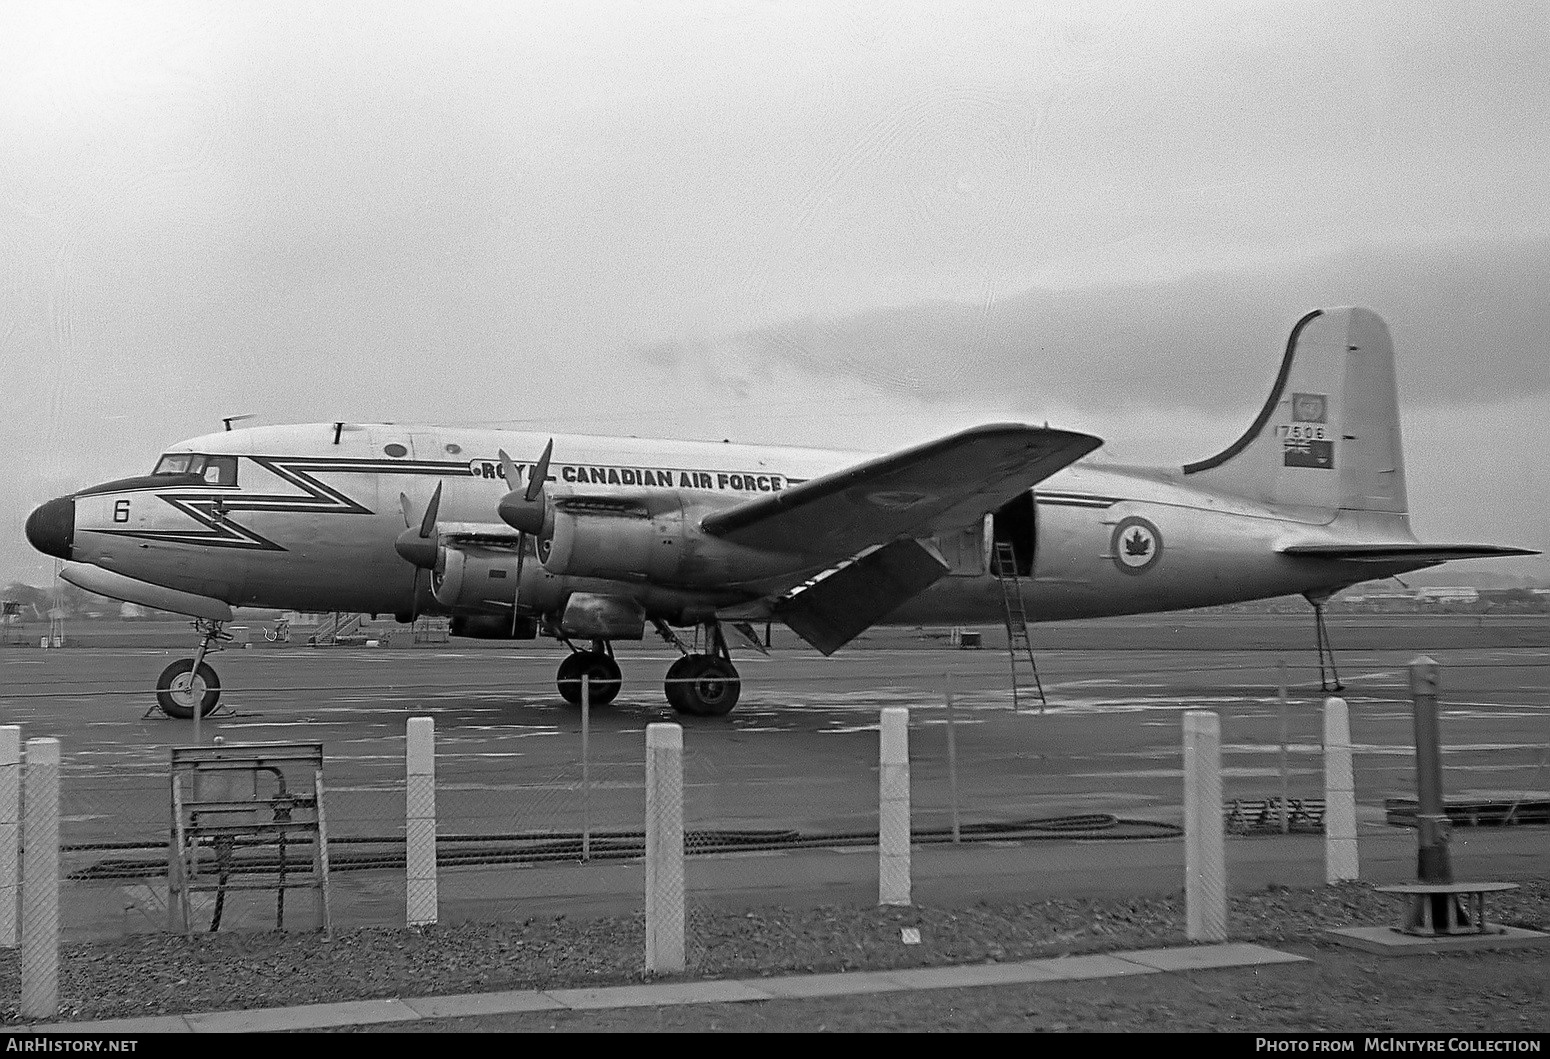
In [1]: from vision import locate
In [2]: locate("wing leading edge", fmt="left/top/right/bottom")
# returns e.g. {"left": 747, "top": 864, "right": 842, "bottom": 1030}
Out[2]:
{"left": 701, "top": 423, "right": 1103, "bottom": 556}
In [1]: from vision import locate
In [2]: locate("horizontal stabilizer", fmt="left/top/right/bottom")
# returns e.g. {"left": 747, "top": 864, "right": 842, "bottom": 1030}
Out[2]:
{"left": 1278, "top": 543, "right": 1538, "bottom": 564}
{"left": 773, "top": 539, "right": 949, "bottom": 655}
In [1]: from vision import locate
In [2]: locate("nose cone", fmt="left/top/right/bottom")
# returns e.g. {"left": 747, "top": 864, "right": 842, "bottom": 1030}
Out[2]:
{"left": 25, "top": 496, "right": 74, "bottom": 560}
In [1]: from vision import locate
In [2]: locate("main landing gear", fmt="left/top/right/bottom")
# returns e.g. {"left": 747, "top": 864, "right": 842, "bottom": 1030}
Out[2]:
{"left": 1304, "top": 591, "right": 1345, "bottom": 693}
{"left": 663, "top": 622, "right": 741, "bottom": 718}
{"left": 155, "top": 619, "right": 229, "bottom": 719}
{"left": 549, "top": 622, "right": 743, "bottom": 716}
{"left": 556, "top": 640, "right": 622, "bottom": 706}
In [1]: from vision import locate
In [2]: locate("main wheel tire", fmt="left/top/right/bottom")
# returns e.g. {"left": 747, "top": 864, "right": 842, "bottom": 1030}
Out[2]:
{"left": 156, "top": 659, "right": 221, "bottom": 720}
{"left": 556, "top": 651, "right": 622, "bottom": 706}
{"left": 669, "top": 655, "right": 740, "bottom": 717}
{"left": 663, "top": 655, "right": 698, "bottom": 714}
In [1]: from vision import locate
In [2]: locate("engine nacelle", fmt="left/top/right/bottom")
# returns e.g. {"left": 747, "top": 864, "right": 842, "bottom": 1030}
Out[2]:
{"left": 543, "top": 496, "right": 800, "bottom": 586}
{"left": 432, "top": 543, "right": 521, "bottom": 610}
{"left": 544, "top": 509, "right": 678, "bottom": 582}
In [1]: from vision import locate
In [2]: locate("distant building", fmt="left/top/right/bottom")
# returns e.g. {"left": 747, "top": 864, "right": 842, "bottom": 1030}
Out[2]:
{"left": 1414, "top": 586, "right": 1479, "bottom": 604}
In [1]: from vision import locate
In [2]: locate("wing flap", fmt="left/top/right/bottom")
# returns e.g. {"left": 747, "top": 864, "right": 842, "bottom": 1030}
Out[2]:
{"left": 772, "top": 539, "right": 950, "bottom": 655}
{"left": 702, "top": 424, "right": 1101, "bottom": 555}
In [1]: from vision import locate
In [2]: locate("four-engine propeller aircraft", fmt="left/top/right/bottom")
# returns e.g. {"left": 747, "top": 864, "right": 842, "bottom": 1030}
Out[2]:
{"left": 25, "top": 307, "right": 1534, "bottom": 719}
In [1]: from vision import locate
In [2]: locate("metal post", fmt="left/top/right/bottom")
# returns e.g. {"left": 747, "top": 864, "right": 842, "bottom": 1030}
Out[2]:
{"left": 581, "top": 674, "right": 591, "bottom": 863}
{"left": 405, "top": 716, "right": 437, "bottom": 927}
{"left": 1183, "top": 711, "right": 1226, "bottom": 942}
{"left": 644, "top": 722, "right": 684, "bottom": 973}
{"left": 1278, "top": 657, "right": 1289, "bottom": 834}
{"left": 945, "top": 673, "right": 959, "bottom": 844}
{"left": 879, "top": 706, "right": 911, "bottom": 906}
{"left": 1322, "top": 697, "right": 1359, "bottom": 883}
{"left": 0, "top": 726, "right": 19, "bottom": 948}
{"left": 1409, "top": 656, "right": 1451, "bottom": 884}
{"left": 21, "top": 738, "right": 60, "bottom": 1020}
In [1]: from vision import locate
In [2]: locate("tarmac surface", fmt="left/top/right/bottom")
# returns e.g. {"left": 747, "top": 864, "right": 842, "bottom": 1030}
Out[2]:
{"left": 0, "top": 613, "right": 1545, "bottom": 937}
{"left": 0, "top": 612, "right": 1545, "bottom": 1032}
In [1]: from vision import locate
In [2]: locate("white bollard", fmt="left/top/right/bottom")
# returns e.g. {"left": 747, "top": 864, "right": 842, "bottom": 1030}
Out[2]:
{"left": 21, "top": 737, "right": 60, "bottom": 1020}
{"left": 1183, "top": 711, "right": 1227, "bottom": 942}
{"left": 405, "top": 716, "right": 438, "bottom": 927}
{"left": 879, "top": 706, "right": 911, "bottom": 906}
{"left": 0, "top": 727, "right": 18, "bottom": 949}
{"left": 1323, "top": 697, "right": 1360, "bottom": 883}
{"left": 644, "top": 723, "right": 684, "bottom": 973}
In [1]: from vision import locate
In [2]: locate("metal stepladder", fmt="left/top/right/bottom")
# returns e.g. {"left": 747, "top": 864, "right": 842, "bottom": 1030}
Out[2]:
{"left": 992, "top": 542, "right": 1045, "bottom": 712}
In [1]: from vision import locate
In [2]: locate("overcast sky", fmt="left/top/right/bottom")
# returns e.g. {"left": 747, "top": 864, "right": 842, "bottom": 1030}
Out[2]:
{"left": 3, "top": 0, "right": 1547, "bottom": 586}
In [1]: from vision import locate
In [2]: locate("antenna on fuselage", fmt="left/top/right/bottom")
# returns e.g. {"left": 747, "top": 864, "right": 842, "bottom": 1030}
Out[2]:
{"left": 222, "top": 414, "right": 256, "bottom": 432}
{"left": 333, "top": 422, "right": 345, "bottom": 445}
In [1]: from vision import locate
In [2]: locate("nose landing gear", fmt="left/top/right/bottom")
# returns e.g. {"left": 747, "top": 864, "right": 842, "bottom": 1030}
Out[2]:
{"left": 155, "top": 619, "right": 230, "bottom": 719}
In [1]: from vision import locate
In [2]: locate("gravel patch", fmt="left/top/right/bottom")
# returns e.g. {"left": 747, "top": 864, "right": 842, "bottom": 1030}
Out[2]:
{"left": 1, "top": 878, "right": 1545, "bottom": 1026}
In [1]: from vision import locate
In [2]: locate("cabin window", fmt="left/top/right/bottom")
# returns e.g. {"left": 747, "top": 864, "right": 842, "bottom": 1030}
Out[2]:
{"left": 202, "top": 455, "right": 238, "bottom": 486}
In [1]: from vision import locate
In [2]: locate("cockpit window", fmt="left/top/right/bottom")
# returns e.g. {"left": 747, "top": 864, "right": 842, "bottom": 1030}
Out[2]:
{"left": 154, "top": 454, "right": 202, "bottom": 475}
{"left": 152, "top": 454, "right": 238, "bottom": 485}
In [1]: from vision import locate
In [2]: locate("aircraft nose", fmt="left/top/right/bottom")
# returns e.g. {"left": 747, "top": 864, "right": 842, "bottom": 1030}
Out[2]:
{"left": 24, "top": 496, "right": 75, "bottom": 561}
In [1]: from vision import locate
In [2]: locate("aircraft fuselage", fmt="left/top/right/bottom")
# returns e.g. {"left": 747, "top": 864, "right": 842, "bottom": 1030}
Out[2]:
{"left": 57, "top": 422, "right": 1383, "bottom": 626}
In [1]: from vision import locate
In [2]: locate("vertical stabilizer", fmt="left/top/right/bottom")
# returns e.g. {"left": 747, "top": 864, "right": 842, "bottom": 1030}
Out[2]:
{"left": 1182, "top": 307, "right": 1407, "bottom": 522}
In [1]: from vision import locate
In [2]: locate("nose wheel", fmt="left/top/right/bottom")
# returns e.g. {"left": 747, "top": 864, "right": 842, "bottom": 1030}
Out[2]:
{"left": 154, "top": 619, "right": 230, "bottom": 719}
{"left": 156, "top": 658, "right": 222, "bottom": 719}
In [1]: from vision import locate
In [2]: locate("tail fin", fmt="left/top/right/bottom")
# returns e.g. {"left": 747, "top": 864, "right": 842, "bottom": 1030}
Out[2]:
{"left": 1182, "top": 307, "right": 1406, "bottom": 523}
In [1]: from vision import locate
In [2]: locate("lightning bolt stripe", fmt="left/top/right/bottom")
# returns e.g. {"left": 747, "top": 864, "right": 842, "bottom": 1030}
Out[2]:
{"left": 89, "top": 455, "right": 468, "bottom": 551}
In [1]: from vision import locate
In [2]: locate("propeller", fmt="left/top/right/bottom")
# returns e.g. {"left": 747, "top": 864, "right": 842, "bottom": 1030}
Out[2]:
{"left": 496, "top": 439, "right": 552, "bottom": 536}
{"left": 394, "top": 482, "right": 443, "bottom": 618}
{"left": 495, "top": 441, "right": 554, "bottom": 633}
{"left": 395, "top": 481, "right": 443, "bottom": 568}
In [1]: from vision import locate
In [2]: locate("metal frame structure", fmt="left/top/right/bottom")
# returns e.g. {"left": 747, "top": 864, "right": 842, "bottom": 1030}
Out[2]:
{"left": 168, "top": 742, "right": 332, "bottom": 937}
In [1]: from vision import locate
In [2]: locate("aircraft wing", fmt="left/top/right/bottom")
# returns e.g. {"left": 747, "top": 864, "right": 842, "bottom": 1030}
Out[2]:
{"left": 701, "top": 423, "right": 1102, "bottom": 555}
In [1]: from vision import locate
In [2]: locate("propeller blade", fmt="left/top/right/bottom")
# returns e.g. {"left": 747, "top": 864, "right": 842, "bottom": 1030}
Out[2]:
{"left": 497, "top": 449, "right": 523, "bottom": 492}
{"left": 511, "top": 541, "right": 526, "bottom": 635}
{"left": 398, "top": 492, "right": 412, "bottom": 529}
{"left": 525, "top": 439, "right": 553, "bottom": 502}
{"left": 419, "top": 481, "right": 443, "bottom": 539}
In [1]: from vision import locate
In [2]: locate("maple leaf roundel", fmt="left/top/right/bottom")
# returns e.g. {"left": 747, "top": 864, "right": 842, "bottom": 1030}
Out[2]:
{"left": 1110, "top": 515, "right": 1163, "bottom": 575}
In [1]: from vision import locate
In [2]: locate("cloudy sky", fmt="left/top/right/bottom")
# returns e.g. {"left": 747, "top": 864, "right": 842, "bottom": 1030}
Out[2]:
{"left": 3, "top": 0, "right": 1547, "bottom": 585}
